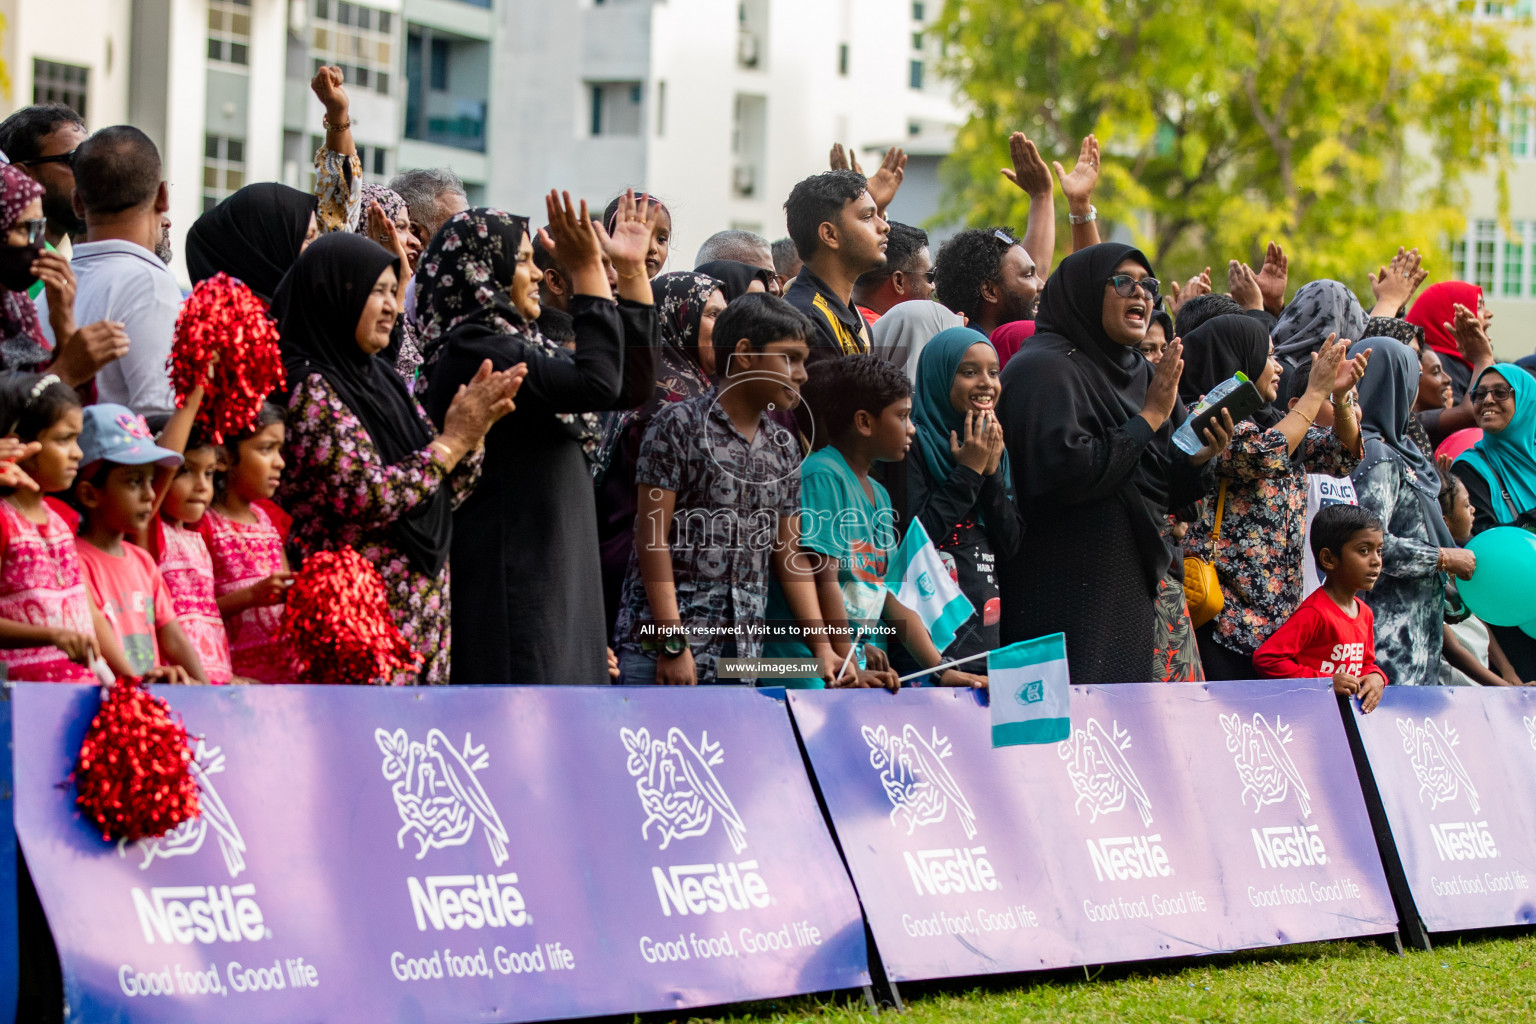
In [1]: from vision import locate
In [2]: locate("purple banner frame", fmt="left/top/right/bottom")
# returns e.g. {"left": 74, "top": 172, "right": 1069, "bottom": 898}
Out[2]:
{"left": 787, "top": 680, "right": 1396, "bottom": 983}
{"left": 11, "top": 684, "right": 868, "bottom": 1023}
{"left": 1347, "top": 685, "right": 1536, "bottom": 935}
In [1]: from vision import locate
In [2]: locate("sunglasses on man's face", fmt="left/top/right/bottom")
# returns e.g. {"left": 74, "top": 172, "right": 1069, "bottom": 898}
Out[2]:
{"left": 14, "top": 150, "right": 75, "bottom": 169}
{"left": 1108, "top": 274, "right": 1160, "bottom": 300}
{"left": 923, "top": 267, "right": 938, "bottom": 284}
{"left": 1471, "top": 385, "right": 1515, "bottom": 403}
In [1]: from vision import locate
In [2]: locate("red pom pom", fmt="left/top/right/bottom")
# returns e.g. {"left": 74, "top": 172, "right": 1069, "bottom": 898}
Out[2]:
{"left": 169, "top": 273, "right": 286, "bottom": 443}
{"left": 74, "top": 678, "right": 201, "bottom": 843}
{"left": 280, "top": 547, "right": 421, "bottom": 685}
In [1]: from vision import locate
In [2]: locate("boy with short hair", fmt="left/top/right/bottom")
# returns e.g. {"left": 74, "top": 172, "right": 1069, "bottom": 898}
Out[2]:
{"left": 766, "top": 355, "right": 987, "bottom": 689}
{"left": 1254, "top": 503, "right": 1386, "bottom": 710}
{"left": 615, "top": 293, "right": 839, "bottom": 685}
{"left": 1288, "top": 361, "right": 1360, "bottom": 598}
{"left": 782, "top": 170, "right": 889, "bottom": 357}
{"left": 73, "top": 404, "right": 207, "bottom": 683}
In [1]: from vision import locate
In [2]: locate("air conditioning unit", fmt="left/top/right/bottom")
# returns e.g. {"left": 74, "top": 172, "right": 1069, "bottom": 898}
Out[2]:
{"left": 732, "top": 164, "right": 756, "bottom": 198}
{"left": 737, "top": 32, "right": 760, "bottom": 68}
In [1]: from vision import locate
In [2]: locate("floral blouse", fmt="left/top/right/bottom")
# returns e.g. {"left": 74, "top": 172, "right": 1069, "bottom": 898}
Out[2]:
{"left": 1184, "top": 421, "right": 1361, "bottom": 655}
{"left": 277, "top": 373, "right": 484, "bottom": 685}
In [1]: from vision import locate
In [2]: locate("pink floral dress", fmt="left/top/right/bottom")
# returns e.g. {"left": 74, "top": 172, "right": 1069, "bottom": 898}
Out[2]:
{"left": 0, "top": 498, "right": 94, "bottom": 681}
{"left": 156, "top": 520, "right": 233, "bottom": 685}
{"left": 276, "top": 373, "right": 483, "bottom": 685}
{"left": 199, "top": 503, "right": 291, "bottom": 682}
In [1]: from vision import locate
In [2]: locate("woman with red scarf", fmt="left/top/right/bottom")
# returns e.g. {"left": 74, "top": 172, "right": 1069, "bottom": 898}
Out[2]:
{"left": 1407, "top": 281, "right": 1494, "bottom": 402}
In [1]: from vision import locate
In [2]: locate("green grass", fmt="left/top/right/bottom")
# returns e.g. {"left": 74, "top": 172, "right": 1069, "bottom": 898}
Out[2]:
{"left": 695, "top": 932, "right": 1536, "bottom": 1023}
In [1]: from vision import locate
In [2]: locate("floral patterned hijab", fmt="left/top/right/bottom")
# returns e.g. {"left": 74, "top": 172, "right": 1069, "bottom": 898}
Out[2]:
{"left": 0, "top": 163, "right": 48, "bottom": 371}
{"left": 413, "top": 208, "right": 602, "bottom": 453}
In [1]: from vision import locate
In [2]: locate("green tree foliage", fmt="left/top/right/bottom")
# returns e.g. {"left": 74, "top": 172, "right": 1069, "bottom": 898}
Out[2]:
{"left": 935, "top": 0, "right": 1531, "bottom": 287}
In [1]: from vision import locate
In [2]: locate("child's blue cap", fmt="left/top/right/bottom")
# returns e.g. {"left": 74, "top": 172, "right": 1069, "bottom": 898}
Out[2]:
{"left": 78, "top": 404, "right": 183, "bottom": 471}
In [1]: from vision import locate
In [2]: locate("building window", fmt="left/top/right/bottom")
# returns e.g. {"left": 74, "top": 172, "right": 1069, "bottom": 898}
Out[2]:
{"left": 909, "top": 59, "right": 924, "bottom": 90}
{"left": 208, "top": 0, "right": 252, "bottom": 66}
{"left": 912, "top": 1, "right": 925, "bottom": 19}
{"left": 312, "top": 0, "right": 395, "bottom": 97}
{"left": 838, "top": 43, "right": 849, "bottom": 76}
{"left": 656, "top": 80, "right": 666, "bottom": 136}
{"left": 912, "top": 31, "right": 924, "bottom": 51}
{"left": 1503, "top": 223, "right": 1527, "bottom": 298}
{"left": 1506, "top": 99, "right": 1534, "bottom": 158}
{"left": 588, "top": 82, "right": 642, "bottom": 137}
{"left": 1473, "top": 219, "right": 1497, "bottom": 293}
{"left": 1474, "top": 1, "right": 1534, "bottom": 16}
{"left": 32, "top": 60, "right": 89, "bottom": 119}
{"left": 203, "top": 135, "right": 246, "bottom": 212}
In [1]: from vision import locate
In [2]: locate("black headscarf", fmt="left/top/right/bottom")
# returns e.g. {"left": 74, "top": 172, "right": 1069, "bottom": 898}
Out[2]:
{"left": 1179, "top": 313, "right": 1283, "bottom": 428}
{"left": 693, "top": 260, "right": 773, "bottom": 301}
{"left": 187, "top": 183, "right": 317, "bottom": 302}
{"left": 1007, "top": 242, "right": 1187, "bottom": 591}
{"left": 271, "top": 233, "right": 450, "bottom": 576}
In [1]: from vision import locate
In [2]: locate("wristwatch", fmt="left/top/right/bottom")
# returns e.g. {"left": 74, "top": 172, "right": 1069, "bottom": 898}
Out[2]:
{"left": 642, "top": 631, "right": 690, "bottom": 658}
{"left": 1068, "top": 204, "right": 1097, "bottom": 225}
{"left": 1332, "top": 392, "right": 1355, "bottom": 407}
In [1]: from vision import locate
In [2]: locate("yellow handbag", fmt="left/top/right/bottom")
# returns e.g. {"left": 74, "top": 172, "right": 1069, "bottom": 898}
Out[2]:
{"left": 1183, "top": 480, "right": 1227, "bottom": 629}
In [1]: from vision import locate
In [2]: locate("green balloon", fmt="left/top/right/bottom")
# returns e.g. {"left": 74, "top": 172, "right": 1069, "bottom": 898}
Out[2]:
{"left": 1462, "top": 528, "right": 1536, "bottom": 627}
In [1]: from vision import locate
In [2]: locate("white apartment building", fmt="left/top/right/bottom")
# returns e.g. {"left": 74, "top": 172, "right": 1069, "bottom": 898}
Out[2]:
{"left": 0, "top": 0, "right": 960, "bottom": 288}
{"left": 1417, "top": 3, "right": 1536, "bottom": 361}
{"left": 493, "top": 0, "right": 963, "bottom": 271}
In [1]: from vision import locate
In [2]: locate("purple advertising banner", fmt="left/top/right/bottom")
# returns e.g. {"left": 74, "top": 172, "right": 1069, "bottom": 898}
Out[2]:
{"left": 1349, "top": 686, "right": 1536, "bottom": 933}
{"left": 11, "top": 684, "right": 868, "bottom": 1022}
{"left": 787, "top": 680, "right": 1395, "bottom": 982}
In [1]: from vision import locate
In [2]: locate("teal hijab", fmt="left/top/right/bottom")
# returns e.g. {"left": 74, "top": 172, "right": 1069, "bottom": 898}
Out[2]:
{"left": 912, "top": 327, "right": 1011, "bottom": 502}
{"left": 1457, "top": 364, "right": 1536, "bottom": 522}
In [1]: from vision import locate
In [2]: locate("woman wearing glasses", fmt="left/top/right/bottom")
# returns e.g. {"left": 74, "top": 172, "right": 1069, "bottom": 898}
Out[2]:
{"left": 997, "top": 243, "right": 1233, "bottom": 684}
{"left": 1451, "top": 365, "right": 1536, "bottom": 681}
{"left": 0, "top": 162, "right": 126, "bottom": 381}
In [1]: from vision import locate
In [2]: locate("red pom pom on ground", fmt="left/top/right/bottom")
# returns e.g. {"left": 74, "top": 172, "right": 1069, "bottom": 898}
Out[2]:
{"left": 280, "top": 547, "right": 421, "bottom": 685}
{"left": 170, "top": 273, "right": 286, "bottom": 443}
{"left": 75, "top": 677, "right": 201, "bottom": 843}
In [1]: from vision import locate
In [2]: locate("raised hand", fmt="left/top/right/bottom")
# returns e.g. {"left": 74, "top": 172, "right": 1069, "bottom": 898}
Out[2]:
{"left": 51, "top": 320, "right": 129, "bottom": 387}
{"left": 1252, "top": 241, "right": 1288, "bottom": 314}
{"left": 541, "top": 189, "right": 603, "bottom": 270}
{"left": 949, "top": 411, "right": 992, "bottom": 474}
{"left": 1190, "top": 408, "right": 1236, "bottom": 468}
{"left": 1167, "top": 268, "right": 1212, "bottom": 317}
{"left": 1368, "top": 247, "right": 1427, "bottom": 315}
{"left": 829, "top": 142, "right": 852, "bottom": 172}
{"left": 1305, "top": 333, "right": 1348, "bottom": 400}
{"left": 1000, "top": 131, "right": 1053, "bottom": 199}
{"left": 310, "top": 64, "right": 349, "bottom": 120}
{"left": 1141, "top": 336, "right": 1184, "bottom": 430}
{"left": 594, "top": 189, "right": 656, "bottom": 279}
{"left": 1446, "top": 302, "right": 1494, "bottom": 367}
{"left": 1228, "top": 260, "right": 1263, "bottom": 310}
{"left": 865, "top": 146, "right": 907, "bottom": 213}
{"left": 981, "top": 413, "right": 1005, "bottom": 476}
{"left": 33, "top": 251, "right": 76, "bottom": 338}
{"left": 1053, "top": 134, "right": 1100, "bottom": 208}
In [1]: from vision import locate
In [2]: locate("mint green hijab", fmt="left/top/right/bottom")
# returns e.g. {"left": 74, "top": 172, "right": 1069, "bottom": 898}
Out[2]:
{"left": 912, "top": 327, "right": 1011, "bottom": 504}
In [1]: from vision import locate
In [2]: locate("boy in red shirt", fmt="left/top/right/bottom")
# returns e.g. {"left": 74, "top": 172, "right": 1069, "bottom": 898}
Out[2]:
{"left": 1254, "top": 504, "right": 1387, "bottom": 712}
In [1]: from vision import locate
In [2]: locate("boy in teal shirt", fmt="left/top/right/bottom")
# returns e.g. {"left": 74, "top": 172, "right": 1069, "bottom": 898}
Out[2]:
{"left": 765, "top": 355, "right": 988, "bottom": 688}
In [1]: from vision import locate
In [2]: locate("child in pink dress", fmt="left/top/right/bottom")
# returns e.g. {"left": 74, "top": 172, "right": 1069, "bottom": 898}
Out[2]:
{"left": 149, "top": 425, "right": 234, "bottom": 684}
{"left": 199, "top": 403, "right": 293, "bottom": 682}
{"left": 0, "top": 374, "right": 105, "bottom": 681}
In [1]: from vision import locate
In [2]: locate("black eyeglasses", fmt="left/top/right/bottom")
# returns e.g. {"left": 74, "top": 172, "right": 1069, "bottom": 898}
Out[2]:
{"left": 14, "top": 150, "right": 75, "bottom": 168}
{"left": 1108, "top": 274, "right": 1160, "bottom": 300}
{"left": 923, "top": 267, "right": 937, "bottom": 283}
{"left": 12, "top": 219, "right": 45, "bottom": 246}
{"left": 1471, "top": 385, "right": 1515, "bottom": 403}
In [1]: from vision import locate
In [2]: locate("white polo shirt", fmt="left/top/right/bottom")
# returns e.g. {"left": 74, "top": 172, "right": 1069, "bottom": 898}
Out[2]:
{"left": 37, "top": 239, "right": 180, "bottom": 416}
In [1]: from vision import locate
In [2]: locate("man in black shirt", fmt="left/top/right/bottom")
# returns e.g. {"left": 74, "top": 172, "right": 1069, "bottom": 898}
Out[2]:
{"left": 782, "top": 170, "right": 889, "bottom": 358}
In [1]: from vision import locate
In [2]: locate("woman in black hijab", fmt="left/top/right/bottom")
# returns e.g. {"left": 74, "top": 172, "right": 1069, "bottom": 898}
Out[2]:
{"left": 273, "top": 233, "right": 520, "bottom": 684}
{"left": 997, "top": 243, "right": 1232, "bottom": 684}
{"left": 187, "top": 183, "right": 319, "bottom": 302}
{"left": 1180, "top": 314, "right": 1366, "bottom": 680}
{"left": 418, "top": 196, "right": 629, "bottom": 686}
{"left": 693, "top": 259, "right": 773, "bottom": 301}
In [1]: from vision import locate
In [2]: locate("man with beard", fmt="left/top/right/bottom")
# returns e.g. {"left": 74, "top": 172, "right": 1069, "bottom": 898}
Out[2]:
{"left": 0, "top": 104, "right": 89, "bottom": 291}
{"left": 933, "top": 226, "right": 1045, "bottom": 339}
